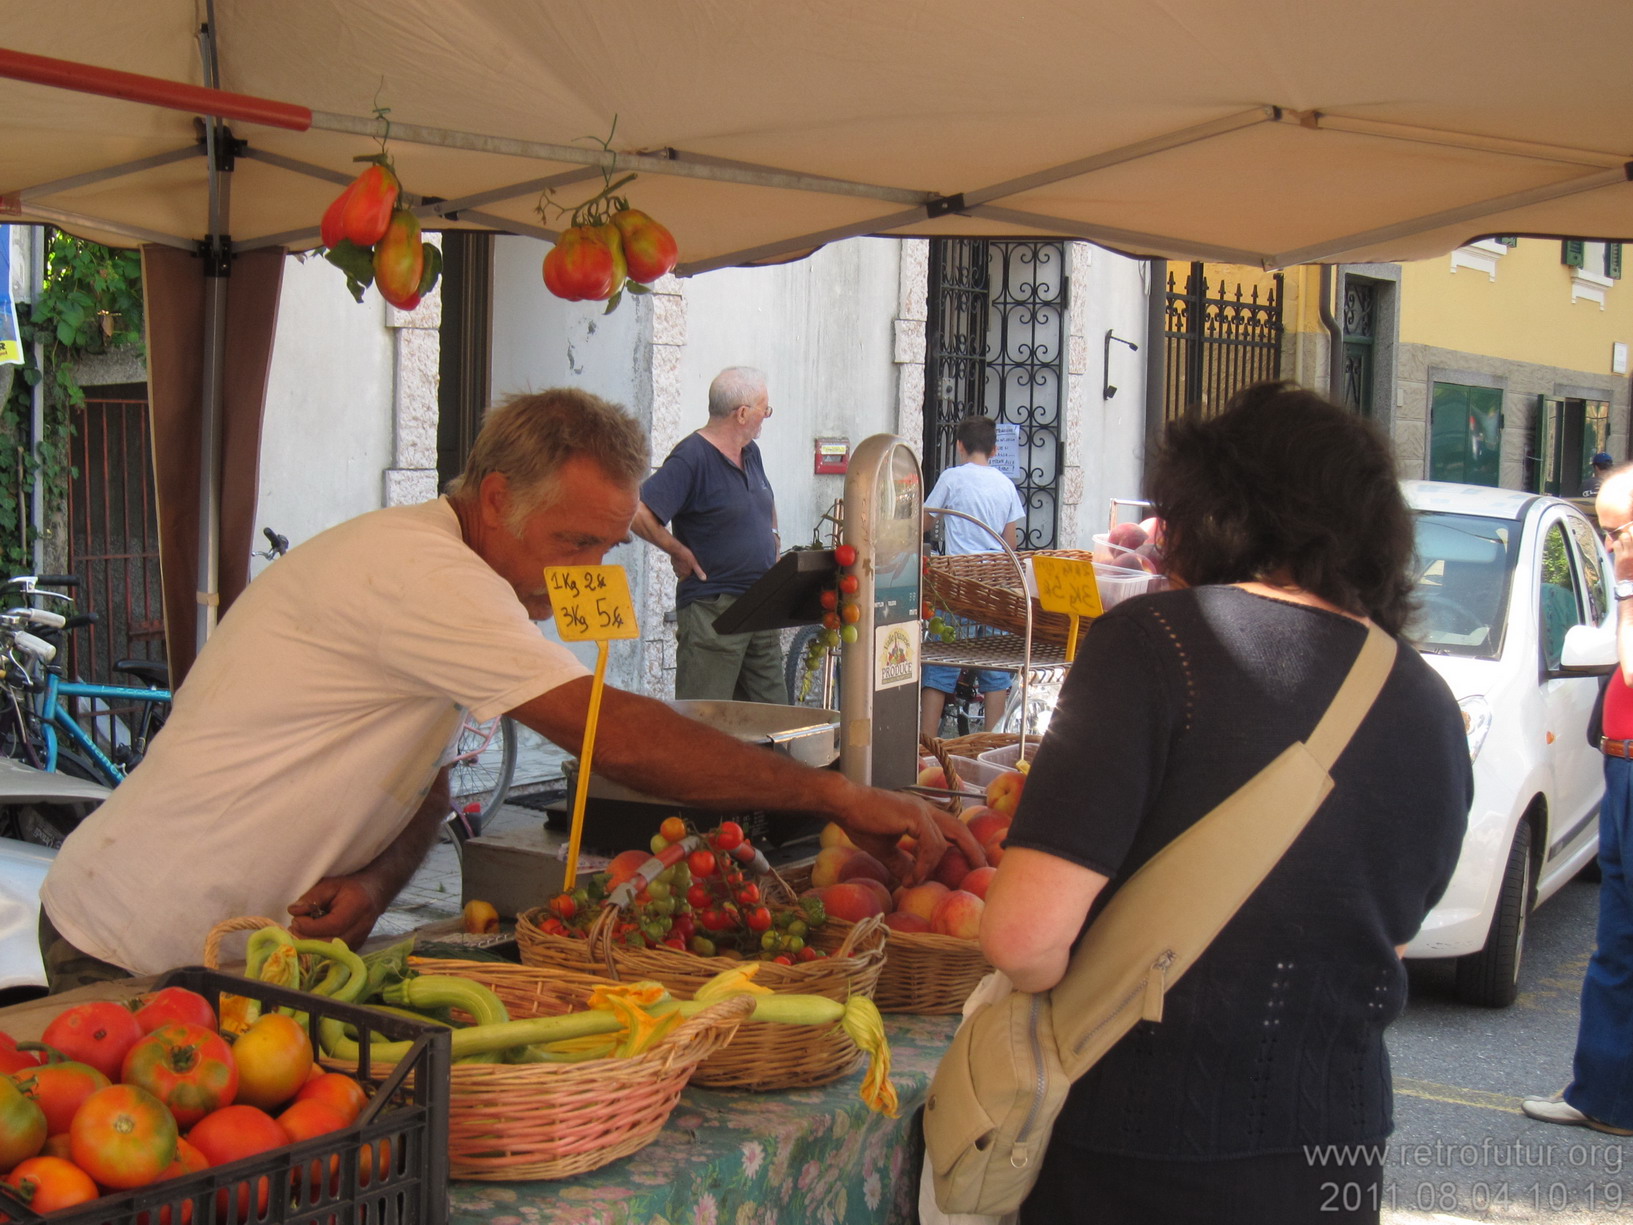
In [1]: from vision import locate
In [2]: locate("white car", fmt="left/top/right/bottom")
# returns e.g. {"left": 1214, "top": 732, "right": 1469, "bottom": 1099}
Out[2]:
{"left": 1401, "top": 480, "right": 1613, "bottom": 1006}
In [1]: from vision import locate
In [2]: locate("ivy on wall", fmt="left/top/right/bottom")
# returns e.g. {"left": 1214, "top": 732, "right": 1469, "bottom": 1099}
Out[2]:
{"left": 0, "top": 233, "right": 144, "bottom": 577}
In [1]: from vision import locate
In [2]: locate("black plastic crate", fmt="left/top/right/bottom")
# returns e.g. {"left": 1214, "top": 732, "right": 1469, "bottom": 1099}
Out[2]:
{"left": 0, "top": 966, "right": 450, "bottom": 1225}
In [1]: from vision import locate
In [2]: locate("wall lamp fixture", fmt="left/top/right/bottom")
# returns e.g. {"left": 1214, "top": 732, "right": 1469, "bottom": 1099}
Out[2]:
{"left": 1104, "top": 330, "right": 1140, "bottom": 399}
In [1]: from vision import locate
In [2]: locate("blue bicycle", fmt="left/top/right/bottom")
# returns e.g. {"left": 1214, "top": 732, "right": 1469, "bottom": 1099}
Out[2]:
{"left": 0, "top": 575, "right": 172, "bottom": 845}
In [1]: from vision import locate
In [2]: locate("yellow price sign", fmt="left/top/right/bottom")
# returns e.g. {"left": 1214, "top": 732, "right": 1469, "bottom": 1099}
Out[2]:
{"left": 1031, "top": 555, "right": 1102, "bottom": 662}
{"left": 544, "top": 565, "right": 639, "bottom": 642}
{"left": 1032, "top": 556, "right": 1103, "bottom": 618}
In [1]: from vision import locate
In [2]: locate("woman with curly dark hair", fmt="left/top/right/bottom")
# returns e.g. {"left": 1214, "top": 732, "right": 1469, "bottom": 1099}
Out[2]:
{"left": 978, "top": 382, "right": 1472, "bottom": 1224}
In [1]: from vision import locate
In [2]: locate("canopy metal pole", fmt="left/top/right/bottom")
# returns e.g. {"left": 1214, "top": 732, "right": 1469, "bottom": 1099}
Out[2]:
{"left": 194, "top": 16, "right": 229, "bottom": 653}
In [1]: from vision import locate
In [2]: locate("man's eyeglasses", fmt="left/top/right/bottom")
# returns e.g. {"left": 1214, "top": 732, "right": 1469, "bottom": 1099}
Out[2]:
{"left": 1605, "top": 522, "right": 1633, "bottom": 544}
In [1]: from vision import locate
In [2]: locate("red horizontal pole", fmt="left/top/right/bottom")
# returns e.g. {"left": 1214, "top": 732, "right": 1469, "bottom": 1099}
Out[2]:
{"left": 0, "top": 47, "right": 312, "bottom": 131}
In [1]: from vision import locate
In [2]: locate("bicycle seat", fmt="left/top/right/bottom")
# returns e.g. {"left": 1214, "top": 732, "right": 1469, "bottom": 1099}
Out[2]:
{"left": 114, "top": 659, "right": 170, "bottom": 687}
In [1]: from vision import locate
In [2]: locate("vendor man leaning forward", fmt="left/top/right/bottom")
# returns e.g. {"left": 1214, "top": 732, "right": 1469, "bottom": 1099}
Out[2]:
{"left": 38, "top": 389, "right": 979, "bottom": 985}
{"left": 631, "top": 366, "right": 785, "bottom": 703}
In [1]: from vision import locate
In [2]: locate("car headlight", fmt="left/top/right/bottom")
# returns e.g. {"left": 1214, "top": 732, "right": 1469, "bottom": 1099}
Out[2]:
{"left": 1458, "top": 695, "right": 1493, "bottom": 762}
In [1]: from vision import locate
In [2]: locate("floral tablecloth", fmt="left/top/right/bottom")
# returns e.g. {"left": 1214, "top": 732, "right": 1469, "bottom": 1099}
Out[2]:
{"left": 448, "top": 1012, "right": 960, "bottom": 1225}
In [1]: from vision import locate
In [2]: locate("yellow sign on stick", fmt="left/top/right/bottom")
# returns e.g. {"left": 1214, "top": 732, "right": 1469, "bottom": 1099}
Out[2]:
{"left": 544, "top": 565, "right": 639, "bottom": 642}
{"left": 1030, "top": 555, "right": 1103, "bottom": 662}
{"left": 543, "top": 565, "right": 639, "bottom": 886}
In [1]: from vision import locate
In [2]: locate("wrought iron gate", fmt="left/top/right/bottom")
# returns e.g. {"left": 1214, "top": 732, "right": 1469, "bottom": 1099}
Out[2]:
{"left": 67, "top": 391, "right": 164, "bottom": 684}
{"left": 1163, "top": 263, "right": 1283, "bottom": 422}
{"left": 923, "top": 239, "right": 1066, "bottom": 549}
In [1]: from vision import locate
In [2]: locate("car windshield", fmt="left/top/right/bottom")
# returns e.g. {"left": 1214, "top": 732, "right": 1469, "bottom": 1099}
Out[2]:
{"left": 1409, "top": 510, "right": 1519, "bottom": 660}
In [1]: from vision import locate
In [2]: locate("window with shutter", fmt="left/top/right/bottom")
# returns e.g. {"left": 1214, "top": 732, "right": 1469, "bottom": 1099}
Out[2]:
{"left": 1563, "top": 239, "right": 1586, "bottom": 268}
{"left": 1607, "top": 243, "right": 1623, "bottom": 279}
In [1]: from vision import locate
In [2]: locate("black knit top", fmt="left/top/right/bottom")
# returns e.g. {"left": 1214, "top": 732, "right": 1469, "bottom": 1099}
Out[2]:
{"left": 1006, "top": 586, "right": 1471, "bottom": 1159}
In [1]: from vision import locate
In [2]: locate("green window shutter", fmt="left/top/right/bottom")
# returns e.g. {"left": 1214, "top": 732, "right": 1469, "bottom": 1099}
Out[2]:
{"left": 1608, "top": 243, "right": 1624, "bottom": 279}
{"left": 1563, "top": 239, "right": 1586, "bottom": 268}
{"left": 1496, "top": 236, "right": 1518, "bottom": 248}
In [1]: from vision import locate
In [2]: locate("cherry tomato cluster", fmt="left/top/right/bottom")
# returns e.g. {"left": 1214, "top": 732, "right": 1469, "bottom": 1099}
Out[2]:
{"left": 540, "top": 818, "right": 831, "bottom": 963}
{"left": 921, "top": 556, "right": 957, "bottom": 643}
{"left": 797, "top": 543, "right": 862, "bottom": 700}
{"left": 0, "top": 989, "right": 375, "bottom": 1217}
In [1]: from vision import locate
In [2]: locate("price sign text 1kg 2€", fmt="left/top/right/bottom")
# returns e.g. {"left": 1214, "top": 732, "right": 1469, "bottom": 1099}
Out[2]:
{"left": 543, "top": 565, "right": 639, "bottom": 642}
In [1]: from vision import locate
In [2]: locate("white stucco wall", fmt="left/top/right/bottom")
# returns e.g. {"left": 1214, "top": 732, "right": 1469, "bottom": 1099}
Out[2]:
{"left": 1064, "top": 245, "right": 1153, "bottom": 546}
{"left": 253, "top": 253, "right": 396, "bottom": 572}
{"left": 670, "top": 239, "right": 903, "bottom": 546}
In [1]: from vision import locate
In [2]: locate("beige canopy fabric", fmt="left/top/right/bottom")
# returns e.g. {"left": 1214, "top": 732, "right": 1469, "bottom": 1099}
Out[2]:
{"left": 3, "top": 1, "right": 1632, "bottom": 270}
{"left": 4, "top": 0, "right": 1632, "bottom": 663}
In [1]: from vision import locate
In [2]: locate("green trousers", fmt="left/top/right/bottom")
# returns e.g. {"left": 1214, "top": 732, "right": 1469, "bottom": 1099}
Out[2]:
{"left": 675, "top": 593, "right": 787, "bottom": 704}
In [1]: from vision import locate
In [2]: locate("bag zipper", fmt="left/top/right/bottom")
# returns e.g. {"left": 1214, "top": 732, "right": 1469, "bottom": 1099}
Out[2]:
{"left": 1011, "top": 992, "right": 1049, "bottom": 1168}
{"left": 1070, "top": 949, "right": 1177, "bottom": 1058}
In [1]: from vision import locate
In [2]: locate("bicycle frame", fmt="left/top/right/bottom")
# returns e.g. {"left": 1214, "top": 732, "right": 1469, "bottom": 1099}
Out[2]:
{"left": 37, "top": 674, "right": 172, "bottom": 785}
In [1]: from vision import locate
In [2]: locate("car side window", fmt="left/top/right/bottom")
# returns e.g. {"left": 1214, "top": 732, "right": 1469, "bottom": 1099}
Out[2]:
{"left": 1539, "top": 520, "right": 1588, "bottom": 671}
{"left": 1566, "top": 513, "right": 1610, "bottom": 625}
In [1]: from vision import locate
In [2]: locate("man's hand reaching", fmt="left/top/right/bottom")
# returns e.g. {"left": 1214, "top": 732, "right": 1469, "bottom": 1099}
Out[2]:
{"left": 830, "top": 785, "right": 987, "bottom": 886}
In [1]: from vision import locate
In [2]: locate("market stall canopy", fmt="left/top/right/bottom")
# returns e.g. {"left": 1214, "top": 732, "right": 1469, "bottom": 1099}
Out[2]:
{"left": 5, "top": 0, "right": 1633, "bottom": 270}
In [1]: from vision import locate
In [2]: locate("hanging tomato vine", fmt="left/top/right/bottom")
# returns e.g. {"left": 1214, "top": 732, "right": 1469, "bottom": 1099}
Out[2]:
{"left": 318, "top": 109, "right": 443, "bottom": 310}
{"left": 539, "top": 119, "right": 680, "bottom": 313}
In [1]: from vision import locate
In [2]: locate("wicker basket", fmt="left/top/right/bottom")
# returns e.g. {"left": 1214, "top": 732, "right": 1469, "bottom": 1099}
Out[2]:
{"left": 204, "top": 920, "right": 751, "bottom": 1181}
{"left": 923, "top": 549, "right": 1098, "bottom": 645}
{"left": 402, "top": 960, "right": 752, "bottom": 1180}
{"left": 778, "top": 863, "right": 992, "bottom": 1015}
{"left": 515, "top": 894, "right": 887, "bottom": 1091}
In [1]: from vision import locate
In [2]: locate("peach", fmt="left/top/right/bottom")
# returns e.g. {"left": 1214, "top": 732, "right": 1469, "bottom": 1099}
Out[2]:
{"left": 931, "top": 889, "right": 985, "bottom": 939}
{"left": 982, "top": 835, "right": 1006, "bottom": 866}
{"left": 891, "top": 880, "right": 950, "bottom": 924}
{"left": 916, "top": 765, "right": 948, "bottom": 791}
{"left": 851, "top": 877, "right": 895, "bottom": 915}
{"left": 986, "top": 771, "right": 1025, "bottom": 816}
{"left": 810, "top": 845, "right": 857, "bottom": 890}
{"left": 883, "top": 911, "right": 932, "bottom": 933}
{"left": 965, "top": 810, "right": 1011, "bottom": 847}
{"left": 819, "top": 823, "right": 855, "bottom": 850}
{"left": 815, "top": 882, "right": 887, "bottom": 923}
{"left": 961, "top": 866, "right": 997, "bottom": 900}
{"left": 837, "top": 850, "right": 894, "bottom": 889}
{"left": 958, "top": 804, "right": 999, "bottom": 826}
{"left": 931, "top": 846, "right": 973, "bottom": 890}
{"left": 1107, "top": 521, "right": 1147, "bottom": 551}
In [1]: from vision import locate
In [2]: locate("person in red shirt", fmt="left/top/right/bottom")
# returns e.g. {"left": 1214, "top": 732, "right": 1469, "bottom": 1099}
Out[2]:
{"left": 1524, "top": 463, "right": 1633, "bottom": 1136}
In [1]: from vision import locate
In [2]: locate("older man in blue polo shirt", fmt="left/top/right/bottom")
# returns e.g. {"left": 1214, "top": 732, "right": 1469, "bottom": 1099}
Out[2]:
{"left": 633, "top": 366, "right": 786, "bottom": 703}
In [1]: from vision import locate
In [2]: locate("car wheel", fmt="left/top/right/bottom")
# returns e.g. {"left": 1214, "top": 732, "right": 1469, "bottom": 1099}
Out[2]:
{"left": 1455, "top": 816, "right": 1535, "bottom": 1008}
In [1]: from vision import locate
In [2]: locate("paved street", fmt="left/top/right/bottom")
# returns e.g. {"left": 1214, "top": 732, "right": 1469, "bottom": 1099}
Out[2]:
{"left": 1385, "top": 875, "right": 1626, "bottom": 1223}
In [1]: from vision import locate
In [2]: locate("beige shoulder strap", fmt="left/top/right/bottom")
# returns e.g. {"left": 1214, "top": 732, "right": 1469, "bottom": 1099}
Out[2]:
{"left": 1305, "top": 622, "right": 1396, "bottom": 770}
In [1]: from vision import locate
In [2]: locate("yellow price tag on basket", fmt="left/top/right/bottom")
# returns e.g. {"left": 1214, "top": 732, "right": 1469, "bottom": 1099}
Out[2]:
{"left": 544, "top": 565, "right": 639, "bottom": 642}
{"left": 543, "top": 565, "right": 638, "bottom": 888}
{"left": 1031, "top": 555, "right": 1102, "bottom": 662}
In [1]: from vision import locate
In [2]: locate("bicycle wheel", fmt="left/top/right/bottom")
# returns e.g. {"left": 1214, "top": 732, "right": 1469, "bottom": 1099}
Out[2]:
{"left": 448, "top": 715, "right": 517, "bottom": 835}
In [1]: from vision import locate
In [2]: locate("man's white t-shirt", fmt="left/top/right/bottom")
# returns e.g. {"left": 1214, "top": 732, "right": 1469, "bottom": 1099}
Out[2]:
{"left": 924, "top": 461, "right": 1025, "bottom": 555}
{"left": 42, "top": 498, "right": 589, "bottom": 974}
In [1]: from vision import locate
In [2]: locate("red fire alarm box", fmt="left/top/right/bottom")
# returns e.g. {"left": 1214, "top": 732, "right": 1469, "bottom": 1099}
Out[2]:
{"left": 814, "top": 437, "right": 850, "bottom": 475}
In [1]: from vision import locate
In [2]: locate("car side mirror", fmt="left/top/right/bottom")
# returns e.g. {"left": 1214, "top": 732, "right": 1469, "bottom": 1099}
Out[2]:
{"left": 1560, "top": 622, "right": 1618, "bottom": 675}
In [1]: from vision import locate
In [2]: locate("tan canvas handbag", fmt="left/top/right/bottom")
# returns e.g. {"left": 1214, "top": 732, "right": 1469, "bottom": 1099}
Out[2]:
{"left": 923, "top": 622, "right": 1396, "bottom": 1217}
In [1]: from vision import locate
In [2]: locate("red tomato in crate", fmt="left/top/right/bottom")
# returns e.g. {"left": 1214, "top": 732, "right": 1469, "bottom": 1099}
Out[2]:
{"left": 278, "top": 1098, "right": 350, "bottom": 1204}
{"left": 122, "top": 1024, "right": 239, "bottom": 1129}
{"left": 70, "top": 1084, "right": 177, "bottom": 1189}
{"left": 11, "top": 1057, "right": 110, "bottom": 1135}
{"left": 135, "top": 988, "right": 218, "bottom": 1035}
{"left": 5, "top": 1155, "right": 100, "bottom": 1214}
{"left": 293, "top": 1073, "right": 368, "bottom": 1126}
{"left": 42, "top": 1001, "right": 144, "bottom": 1082}
{"left": 230, "top": 1013, "right": 312, "bottom": 1112}
{"left": 137, "top": 1137, "right": 211, "bottom": 1225}
{"left": 0, "top": 1076, "right": 46, "bottom": 1172}
{"left": 186, "top": 1104, "right": 286, "bottom": 1223}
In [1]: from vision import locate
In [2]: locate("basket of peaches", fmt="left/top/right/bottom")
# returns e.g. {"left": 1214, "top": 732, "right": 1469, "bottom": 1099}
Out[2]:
{"left": 786, "top": 765, "right": 1020, "bottom": 1014}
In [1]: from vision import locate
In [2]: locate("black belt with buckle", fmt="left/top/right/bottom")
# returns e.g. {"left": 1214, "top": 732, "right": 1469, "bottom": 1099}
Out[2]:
{"left": 1603, "top": 737, "right": 1633, "bottom": 758}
